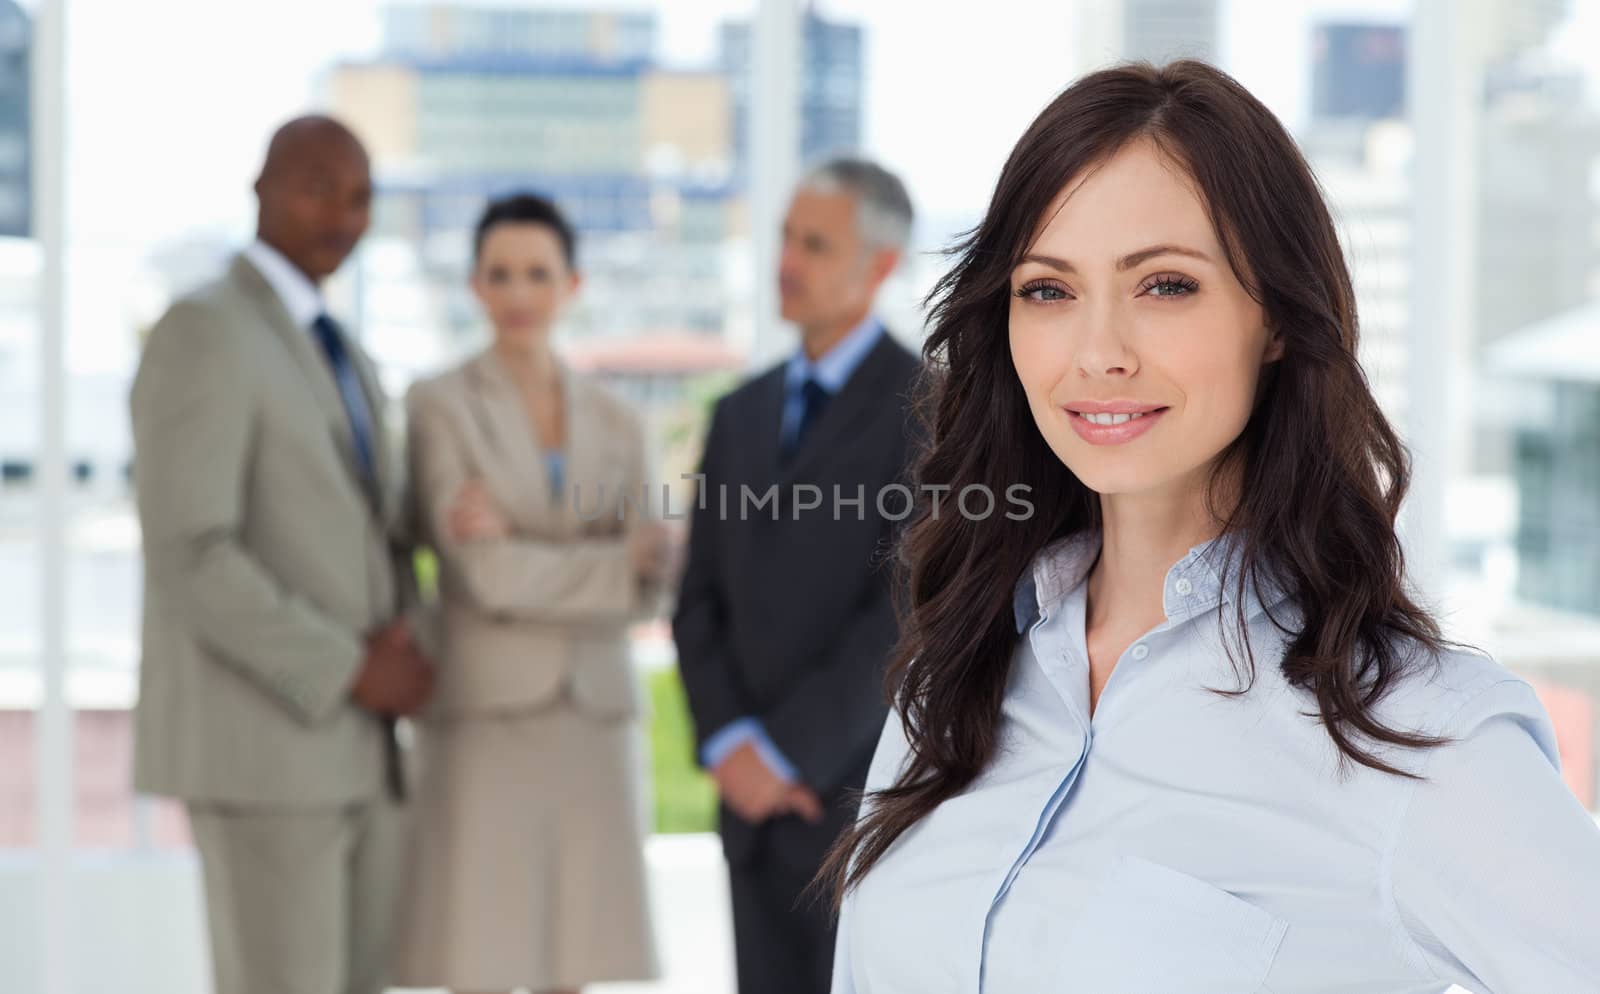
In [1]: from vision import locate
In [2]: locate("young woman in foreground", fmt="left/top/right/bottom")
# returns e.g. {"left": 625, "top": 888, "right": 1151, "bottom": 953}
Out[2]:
{"left": 827, "top": 61, "right": 1600, "bottom": 994}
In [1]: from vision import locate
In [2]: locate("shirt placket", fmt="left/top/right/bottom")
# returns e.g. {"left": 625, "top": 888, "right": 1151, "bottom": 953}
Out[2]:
{"left": 977, "top": 606, "right": 1093, "bottom": 992}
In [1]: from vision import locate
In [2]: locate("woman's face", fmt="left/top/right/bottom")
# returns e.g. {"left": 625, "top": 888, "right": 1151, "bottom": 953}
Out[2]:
{"left": 1008, "top": 138, "right": 1280, "bottom": 503}
{"left": 471, "top": 222, "right": 579, "bottom": 351}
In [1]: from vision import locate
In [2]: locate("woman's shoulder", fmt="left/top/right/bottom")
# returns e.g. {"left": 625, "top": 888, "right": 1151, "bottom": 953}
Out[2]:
{"left": 861, "top": 704, "right": 916, "bottom": 801}
{"left": 1372, "top": 641, "right": 1554, "bottom": 750}
{"left": 1254, "top": 610, "right": 1547, "bottom": 743}
{"left": 405, "top": 355, "right": 479, "bottom": 412}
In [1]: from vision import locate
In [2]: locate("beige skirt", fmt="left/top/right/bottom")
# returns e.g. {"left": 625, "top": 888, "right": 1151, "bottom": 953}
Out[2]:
{"left": 392, "top": 697, "right": 660, "bottom": 991}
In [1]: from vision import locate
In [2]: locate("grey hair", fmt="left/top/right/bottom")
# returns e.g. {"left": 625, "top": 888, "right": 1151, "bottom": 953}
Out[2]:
{"left": 798, "top": 156, "right": 915, "bottom": 251}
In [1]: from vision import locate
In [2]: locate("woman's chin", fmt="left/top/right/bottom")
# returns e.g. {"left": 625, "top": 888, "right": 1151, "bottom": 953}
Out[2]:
{"left": 1057, "top": 453, "right": 1169, "bottom": 499}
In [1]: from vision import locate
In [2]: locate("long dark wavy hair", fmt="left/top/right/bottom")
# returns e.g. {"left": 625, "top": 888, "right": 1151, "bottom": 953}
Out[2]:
{"left": 822, "top": 60, "right": 1450, "bottom": 904}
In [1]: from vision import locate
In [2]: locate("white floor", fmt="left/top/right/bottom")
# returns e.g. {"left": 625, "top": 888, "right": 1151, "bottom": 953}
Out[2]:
{"left": 590, "top": 834, "right": 737, "bottom": 994}
{"left": 0, "top": 833, "right": 736, "bottom": 994}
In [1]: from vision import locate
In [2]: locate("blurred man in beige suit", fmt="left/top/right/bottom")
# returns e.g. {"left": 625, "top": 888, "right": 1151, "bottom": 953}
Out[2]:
{"left": 129, "top": 116, "right": 433, "bottom": 994}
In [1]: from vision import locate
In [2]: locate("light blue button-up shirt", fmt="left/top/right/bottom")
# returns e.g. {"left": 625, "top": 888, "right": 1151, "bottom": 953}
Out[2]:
{"left": 833, "top": 532, "right": 1600, "bottom": 994}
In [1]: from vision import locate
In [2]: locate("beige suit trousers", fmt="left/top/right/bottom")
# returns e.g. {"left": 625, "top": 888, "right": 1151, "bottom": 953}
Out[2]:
{"left": 187, "top": 799, "right": 405, "bottom": 994}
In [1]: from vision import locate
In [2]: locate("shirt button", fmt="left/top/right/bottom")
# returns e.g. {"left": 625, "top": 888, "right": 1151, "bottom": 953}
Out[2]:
{"left": 1175, "top": 578, "right": 1194, "bottom": 596}
{"left": 1131, "top": 643, "right": 1150, "bottom": 661}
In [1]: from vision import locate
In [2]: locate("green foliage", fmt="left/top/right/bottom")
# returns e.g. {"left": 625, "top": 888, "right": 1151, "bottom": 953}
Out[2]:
{"left": 648, "top": 666, "right": 718, "bottom": 834}
{"left": 414, "top": 548, "right": 439, "bottom": 599}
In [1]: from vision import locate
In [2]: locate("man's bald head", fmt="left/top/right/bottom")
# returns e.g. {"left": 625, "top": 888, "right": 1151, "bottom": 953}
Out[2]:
{"left": 254, "top": 115, "right": 372, "bottom": 284}
{"left": 259, "top": 116, "right": 367, "bottom": 182}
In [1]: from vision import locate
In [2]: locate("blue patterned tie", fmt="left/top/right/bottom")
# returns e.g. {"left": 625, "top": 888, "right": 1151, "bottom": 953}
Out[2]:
{"left": 310, "top": 314, "right": 377, "bottom": 491}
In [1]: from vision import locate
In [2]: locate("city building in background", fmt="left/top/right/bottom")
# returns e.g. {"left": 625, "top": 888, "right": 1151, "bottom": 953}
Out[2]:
{"left": 328, "top": 2, "right": 866, "bottom": 432}
{"left": 1301, "top": 118, "right": 1413, "bottom": 430}
{"left": 329, "top": 5, "right": 732, "bottom": 360}
{"left": 1300, "top": 15, "right": 1411, "bottom": 432}
{"left": 0, "top": 0, "right": 30, "bottom": 239}
{"left": 0, "top": 0, "right": 35, "bottom": 467}
{"left": 1122, "top": 0, "right": 1219, "bottom": 63}
{"left": 1477, "top": 63, "right": 1600, "bottom": 352}
{"left": 381, "top": 2, "right": 656, "bottom": 62}
{"left": 1488, "top": 300, "right": 1600, "bottom": 619}
{"left": 1311, "top": 22, "right": 1406, "bottom": 121}
{"left": 1481, "top": 0, "right": 1573, "bottom": 63}
{"left": 1295, "top": 6, "right": 1600, "bottom": 603}
{"left": 1482, "top": 60, "right": 1600, "bottom": 620}
{"left": 1472, "top": 47, "right": 1600, "bottom": 626}
{"left": 0, "top": 239, "right": 40, "bottom": 478}
{"left": 719, "top": 9, "right": 862, "bottom": 180}
{"left": 1468, "top": 61, "right": 1600, "bottom": 494}
{"left": 1071, "top": 0, "right": 1218, "bottom": 77}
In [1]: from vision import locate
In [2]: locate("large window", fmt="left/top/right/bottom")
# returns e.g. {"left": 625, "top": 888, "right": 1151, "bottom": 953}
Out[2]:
{"left": 10, "top": 1, "right": 1600, "bottom": 992}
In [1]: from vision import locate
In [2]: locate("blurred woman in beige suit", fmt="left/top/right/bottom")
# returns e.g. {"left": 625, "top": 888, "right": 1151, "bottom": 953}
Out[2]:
{"left": 394, "top": 194, "right": 669, "bottom": 994}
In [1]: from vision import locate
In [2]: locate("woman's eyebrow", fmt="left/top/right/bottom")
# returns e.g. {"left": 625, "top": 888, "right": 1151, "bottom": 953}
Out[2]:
{"left": 1015, "top": 244, "right": 1213, "bottom": 273}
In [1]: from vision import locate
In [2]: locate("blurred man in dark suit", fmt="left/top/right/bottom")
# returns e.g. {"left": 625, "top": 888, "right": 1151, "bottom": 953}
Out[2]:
{"left": 675, "top": 157, "right": 920, "bottom": 994}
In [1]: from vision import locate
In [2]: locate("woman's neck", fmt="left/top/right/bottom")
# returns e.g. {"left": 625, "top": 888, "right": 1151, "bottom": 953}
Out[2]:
{"left": 1087, "top": 482, "right": 1228, "bottom": 631}
{"left": 492, "top": 338, "right": 559, "bottom": 391}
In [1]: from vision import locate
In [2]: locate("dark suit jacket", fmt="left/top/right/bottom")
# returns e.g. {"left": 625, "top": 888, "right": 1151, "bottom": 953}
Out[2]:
{"left": 673, "top": 330, "right": 921, "bottom": 867}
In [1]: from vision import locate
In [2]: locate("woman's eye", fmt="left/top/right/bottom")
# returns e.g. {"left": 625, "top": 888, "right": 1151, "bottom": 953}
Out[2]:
{"left": 1142, "top": 275, "right": 1199, "bottom": 298}
{"left": 1015, "top": 281, "right": 1070, "bottom": 302}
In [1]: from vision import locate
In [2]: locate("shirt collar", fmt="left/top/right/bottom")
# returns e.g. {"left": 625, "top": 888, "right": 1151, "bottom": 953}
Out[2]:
{"left": 784, "top": 313, "right": 884, "bottom": 395}
{"left": 244, "top": 238, "right": 328, "bottom": 331}
{"left": 1012, "top": 530, "right": 1288, "bottom": 634}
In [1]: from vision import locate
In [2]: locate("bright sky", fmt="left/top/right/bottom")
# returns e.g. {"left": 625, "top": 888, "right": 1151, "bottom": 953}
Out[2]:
{"left": 13, "top": 0, "right": 1599, "bottom": 370}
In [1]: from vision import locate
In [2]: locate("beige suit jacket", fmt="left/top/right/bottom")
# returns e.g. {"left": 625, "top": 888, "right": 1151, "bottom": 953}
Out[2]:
{"left": 405, "top": 350, "right": 659, "bottom": 719}
{"left": 130, "top": 255, "right": 413, "bottom": 806}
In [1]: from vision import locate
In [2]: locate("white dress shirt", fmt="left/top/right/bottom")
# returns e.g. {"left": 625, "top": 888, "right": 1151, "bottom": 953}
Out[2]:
{"left": 833, "top": 531, "right": 1600, "bottom": 994}
{"left": 244, "top": 238, "right": 326, "bottom": 330}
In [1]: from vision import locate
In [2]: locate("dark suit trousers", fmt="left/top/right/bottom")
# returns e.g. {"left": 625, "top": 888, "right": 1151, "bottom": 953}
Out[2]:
{"left": 728, "top": 818, "right": 838, "bottom": 994}
{"left": 724, "top": 764, "right": 866, "bottom": 994}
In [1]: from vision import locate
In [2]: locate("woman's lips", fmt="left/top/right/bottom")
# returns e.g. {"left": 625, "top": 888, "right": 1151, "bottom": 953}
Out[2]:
{"left": 1063, "top": 406, "right": 1168, "bottom": 445}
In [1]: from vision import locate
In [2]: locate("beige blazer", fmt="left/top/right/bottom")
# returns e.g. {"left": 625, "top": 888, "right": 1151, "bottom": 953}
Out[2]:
{"left": 130, "top": 255, "right": 415, "bottom": 806}
{"left": 406, "top": 350, "right": 659, "bottom": 718}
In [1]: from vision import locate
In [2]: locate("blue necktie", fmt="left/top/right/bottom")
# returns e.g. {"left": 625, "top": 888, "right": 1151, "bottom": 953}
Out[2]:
{"left": 312, "top": 314, "right": 403, "bottom": 801}
{"left": 311, "top": 314, "right": 377, "bottom": 491}
{"left": 783, "top": 378, "right": 830, "bottom": 461}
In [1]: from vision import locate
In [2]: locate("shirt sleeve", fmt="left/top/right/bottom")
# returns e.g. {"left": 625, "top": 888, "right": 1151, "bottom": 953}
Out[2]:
{"left": 699, "top": 717, "right": 799, "bottom": 782}
{"left": 405, "top": 383, "right": 637, "bottom": 623}
{"left": 1390, "top": 678, "right": 1600, "bottom": 993}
